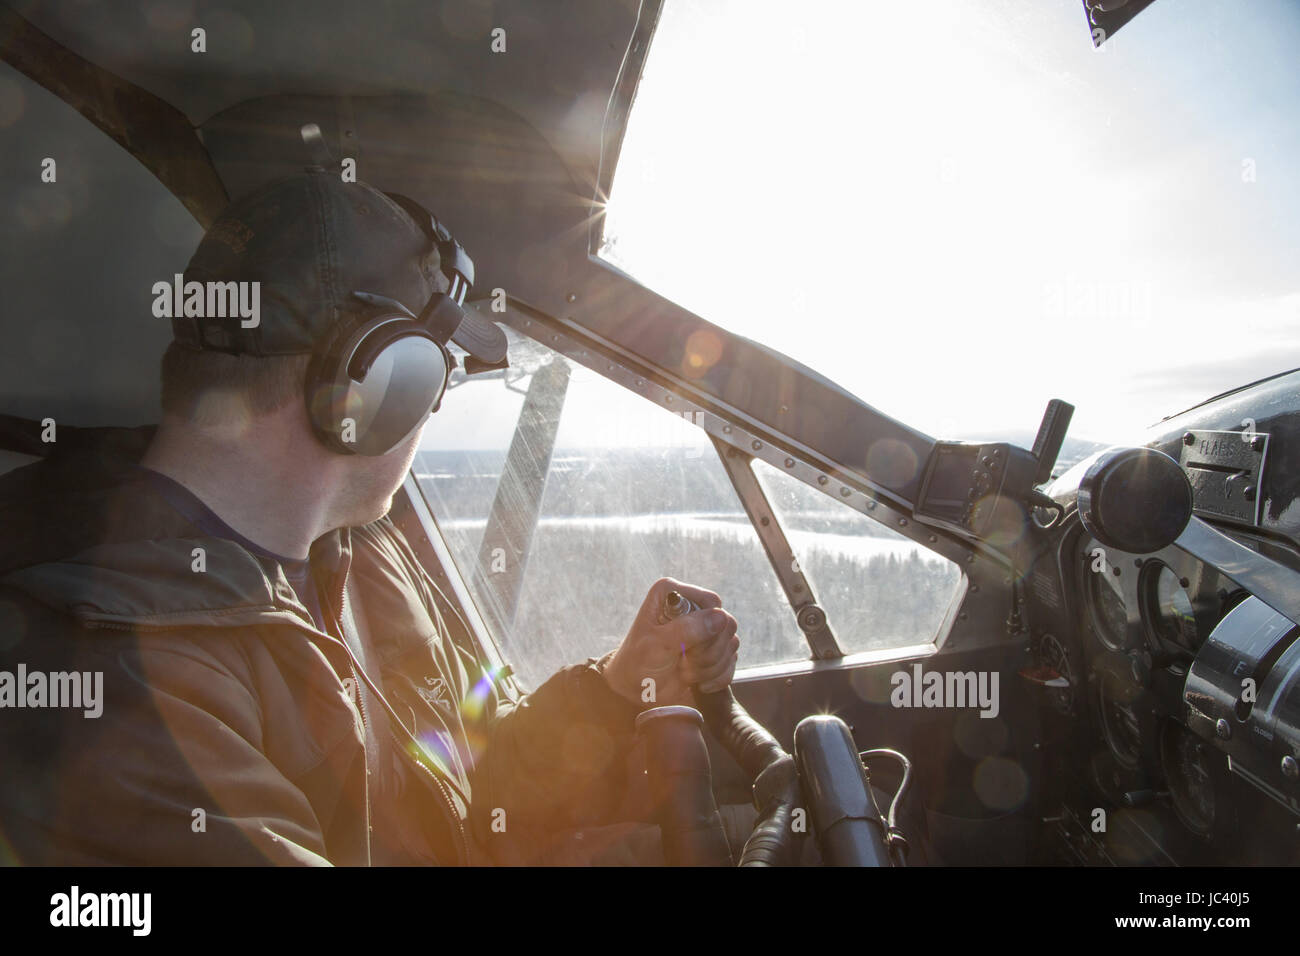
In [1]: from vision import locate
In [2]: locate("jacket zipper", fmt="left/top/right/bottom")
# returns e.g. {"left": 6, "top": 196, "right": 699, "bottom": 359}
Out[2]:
{"left": 332, "top": 581, "right": 470, "bottom": 866}
{"left": 344, "top": 651, "right": 374, "bottom": 863}
{"left": 399, "top": 739, "right": 473, "bottom": 865}
{"left": 335, "top": 580, "right": 371, "bottom": 863}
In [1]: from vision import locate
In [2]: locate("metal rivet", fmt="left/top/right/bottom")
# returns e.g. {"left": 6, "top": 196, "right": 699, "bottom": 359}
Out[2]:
{"left": 752, "top": 440, "right": 763, "bottom": 451}
{"left": 840, "top": 487, "right": 851, "bottom": 497}
{"left": 723, "top": 425, "right": 732, "bottom": 434}
{"left": 760, "top": 516, "right": 770, "bottom": 526}
{"left": 664, "top": 395, "right": 672, "bottom": 403}
{"left": 866, "top": 500, "right": 876, "bottom": 510}
{"left": 780, "top": 405, "right": 788, "bottom": 414}
{"left": 967, "top": 555, "right": 975, "bottom": 564}
{"left": 928, "top": 535, "right": 937, "bottom": 543}
{"left": 785, "top": 678, "right": 793, "bottom": 687}
{"left": 636, "top": 379, "right": 644, "bottom": 387}
{"left": 970, "top": 584, "right": 979, "bottom": 593}
{"left": 784, "top": 457, "right": 795, "bottom": 468}
{"left": 566, "top": 293, "right": 577, "bottom": 303}
{"left": 1215, "top": 718, "right": 1231, "bottom": 740}
{"left": 898, "top": 518, "right": 908, "bottom": 527}
{"left": 1283, "top": 755, "right": 1298, "bottom": 780}
{"left": 1182, "top": 432, "right": 1196, "bottom": 446}
{"left": 1180, "top": 577, "right": 1190, "bottom": 589}
{"left": 817, "top": 475, "right": 828, "bottom": 485}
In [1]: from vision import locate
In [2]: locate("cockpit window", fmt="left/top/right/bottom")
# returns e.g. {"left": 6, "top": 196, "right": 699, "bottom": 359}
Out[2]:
{"left": 751, "top": 459, "right": 963, "bottom": 653}
{"left": 416, "top": 333, "right": 810, "bottom": 687}
{"left": 602, "top": 0, "right": 1300, "bottom": 444}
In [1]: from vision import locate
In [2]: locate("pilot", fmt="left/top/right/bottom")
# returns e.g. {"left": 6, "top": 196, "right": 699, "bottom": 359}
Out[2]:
{"left": 0, "top": 169, "right": 740, "bottom": 865}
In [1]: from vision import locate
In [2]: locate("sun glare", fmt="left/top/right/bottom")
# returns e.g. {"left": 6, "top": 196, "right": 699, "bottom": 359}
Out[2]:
{"left": 601, "top": 0, "right": 1300, "bottom": 443}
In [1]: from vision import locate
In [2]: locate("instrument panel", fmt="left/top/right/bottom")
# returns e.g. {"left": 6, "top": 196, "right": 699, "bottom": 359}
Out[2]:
{"left": 1075, "top": 533, "right": 1256, "bottom": 850}
{"left": 1015, "top": 374, "right": 1300, "bottom": 863}
{"left": 1026, "top": 520, "right": 1297, "bottom": 864}
{"left": 1079, "top": 535, "right": 1238, "bottom": 661}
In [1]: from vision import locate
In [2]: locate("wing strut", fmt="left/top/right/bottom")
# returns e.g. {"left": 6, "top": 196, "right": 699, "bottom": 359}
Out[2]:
{"left": 472, "top": 356, "right": 571, "bottom": 639}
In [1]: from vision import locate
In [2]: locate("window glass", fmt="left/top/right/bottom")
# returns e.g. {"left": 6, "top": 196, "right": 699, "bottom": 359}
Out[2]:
{"left": 415, "top": 334, "right": 809, "bottom": 687}
{"left": 603, "top": 0, "right": 1300, "bottom": 445}
{"left": 752, "top": 459, "right": 963, "bottom": 652}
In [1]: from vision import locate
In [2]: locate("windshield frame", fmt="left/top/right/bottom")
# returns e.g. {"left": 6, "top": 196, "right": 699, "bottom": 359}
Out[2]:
{"left": 415, "top": 294, "right": 1010, "bottom": 681}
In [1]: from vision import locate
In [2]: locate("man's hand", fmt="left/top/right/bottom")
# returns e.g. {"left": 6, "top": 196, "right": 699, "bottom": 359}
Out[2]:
{"left": 601, "top": 577, "right": 740, "bottom": 710}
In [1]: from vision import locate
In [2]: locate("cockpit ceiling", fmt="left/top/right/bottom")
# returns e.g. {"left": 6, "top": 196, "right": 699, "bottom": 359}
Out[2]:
{"left": 8, "top": 0, "right": 646, "bottom": 190}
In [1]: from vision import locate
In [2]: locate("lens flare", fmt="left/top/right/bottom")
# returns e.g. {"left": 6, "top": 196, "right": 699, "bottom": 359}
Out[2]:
{"left": 682, "top": 329, "right": 723, "bottom": 378}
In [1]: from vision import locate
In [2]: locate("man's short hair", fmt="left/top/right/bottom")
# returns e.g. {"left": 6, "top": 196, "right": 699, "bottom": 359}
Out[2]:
{"left": 159, "top": 342, "right": 312, "bottom": 424}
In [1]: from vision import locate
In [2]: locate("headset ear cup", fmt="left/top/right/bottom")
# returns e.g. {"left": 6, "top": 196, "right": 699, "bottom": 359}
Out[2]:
{"left": 305, "top": 318, "right": 355, "bottom": 454}
{"left": 307, "top": 315, "right": 448, "bottom": 456}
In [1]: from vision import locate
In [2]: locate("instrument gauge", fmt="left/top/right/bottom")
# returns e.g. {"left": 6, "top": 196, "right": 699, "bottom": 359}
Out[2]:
{"left": 1141, "top": 562, "right": 1202, "bottom": 652}
{"left": 1085, "top": 556, "right": 1130, "bottom": 651}
{"left": 1161, "top": 722, "right": 1215, "bottom": 837}
{"left": 1038, "top": 633, "right": 1076, "bottom": 715}
{"left": 1098, "top": 671, "right": 1144, "bottom": 770}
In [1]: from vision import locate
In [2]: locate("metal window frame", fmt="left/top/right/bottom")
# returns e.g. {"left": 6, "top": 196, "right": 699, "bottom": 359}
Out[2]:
{"left": 404, "top": 295, "right": 1017, "bottom": 682}
{"left": 711, "top": 436, "right": 841, "bottom": 660}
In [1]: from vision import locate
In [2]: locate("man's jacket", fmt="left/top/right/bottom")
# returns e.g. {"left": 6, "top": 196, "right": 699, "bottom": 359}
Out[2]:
{"left": 0, "top": 428, "right": 644, "bottom": 865}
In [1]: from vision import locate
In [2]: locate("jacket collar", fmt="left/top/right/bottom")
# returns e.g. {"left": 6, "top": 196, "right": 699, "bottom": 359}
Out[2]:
{"left": 0, "top": 459, "right": 354, "bottom": 633}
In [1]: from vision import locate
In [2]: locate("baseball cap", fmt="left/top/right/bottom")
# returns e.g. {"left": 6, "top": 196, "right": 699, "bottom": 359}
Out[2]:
{"left": 173, "top": 168, "right": 508, "bottom": 363}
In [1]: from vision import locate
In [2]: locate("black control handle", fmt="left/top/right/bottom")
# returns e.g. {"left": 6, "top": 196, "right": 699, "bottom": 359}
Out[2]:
{"left": 794, "top": 715, "right": 892, "bottom": 867}
{"left": 1032, "top": 399, "right": 1074, "bottom": 485}
{"left": 635, "top": 706, "right": 734, "bottom": 866}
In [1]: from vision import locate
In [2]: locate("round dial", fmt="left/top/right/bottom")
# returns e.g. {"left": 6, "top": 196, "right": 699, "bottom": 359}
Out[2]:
{"left": 1039, "top": 633, "right": 1076, "bottom": 715}
{"left": 1144, "top": 563, "right": 1201, "bottom": 652}
{"left": 1099, "top": 675, "right": 1144, "bottom": 769}
{"left": 1087, "top": 562, "right": 1130, "bottom": 651}
{"left": 1161, "top": 723, "right": 1215, "bottom": 837}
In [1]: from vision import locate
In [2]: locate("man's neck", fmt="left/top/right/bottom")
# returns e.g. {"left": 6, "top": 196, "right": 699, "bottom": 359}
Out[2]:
{"left": 140, "top": 417, "right": 338, "bottom": 560}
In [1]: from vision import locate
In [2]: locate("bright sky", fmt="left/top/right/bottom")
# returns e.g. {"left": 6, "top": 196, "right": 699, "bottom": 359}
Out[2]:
{"left": 598, "top": 0, "right": 1300, "bottom": 445}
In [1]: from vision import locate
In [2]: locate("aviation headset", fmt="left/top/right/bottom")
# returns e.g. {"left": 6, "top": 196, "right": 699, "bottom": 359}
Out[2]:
{"left": 304, "top": 191, "right": 479, "bottom": 457}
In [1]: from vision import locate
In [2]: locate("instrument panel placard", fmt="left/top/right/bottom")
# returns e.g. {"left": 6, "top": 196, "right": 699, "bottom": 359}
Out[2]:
{"left": 1178, "top": 429, "right": 1268, "bottom": 526}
